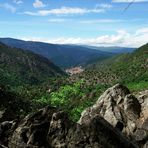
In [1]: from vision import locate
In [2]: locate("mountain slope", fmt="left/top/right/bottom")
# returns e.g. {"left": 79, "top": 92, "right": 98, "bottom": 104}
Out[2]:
{"left": 0, "top": 38, "right": 117, "bottom": 68}
{"left": 70, "top": 43, "right": 148, "bottom": 90}
{"left": 0, "top": 42, "right": 65, "bottom": 87}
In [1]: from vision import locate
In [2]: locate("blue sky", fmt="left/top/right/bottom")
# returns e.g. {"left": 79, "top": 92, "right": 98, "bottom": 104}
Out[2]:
{"left": 0, "top": 0, "right": 148, "bottom": 47}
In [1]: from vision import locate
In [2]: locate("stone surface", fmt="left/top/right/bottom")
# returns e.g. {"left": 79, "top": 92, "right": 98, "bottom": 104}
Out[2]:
{"left": 0, "top": 84, "right": 147, "bottom": 148}
{"left": 136, "top": 90, "right": 148, "bottom": 122}
{"left": 0, "top": 111, "right": 5, "bottom": 119}
{"left": 79, "top": 84, "right": 141, "bottom": 136}
{"left": 9, "top": 106, "right": 57, "bottom": 148}
{"left": 48, "top": 111, "right": 136, "bottom": 148}
{"left": 0, "top": 120, "right": 18, "bottom": 147}
{"left": 79, "top": 84, "right": 148, "bottom": 147}
{"left": 0, "top": 106, "right": 136, "bottom": 148}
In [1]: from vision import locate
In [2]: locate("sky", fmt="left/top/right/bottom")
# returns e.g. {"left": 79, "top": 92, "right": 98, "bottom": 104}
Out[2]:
{"left": 0, "top": 0, "right": 148, "bottom": 47}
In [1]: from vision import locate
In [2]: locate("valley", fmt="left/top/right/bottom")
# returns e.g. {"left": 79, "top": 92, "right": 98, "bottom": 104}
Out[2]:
{"left": 0, "top": 0, "right": 148, "bottom": 147}
{"left": 0, "top": 40, "right": 147, "bottom": 148}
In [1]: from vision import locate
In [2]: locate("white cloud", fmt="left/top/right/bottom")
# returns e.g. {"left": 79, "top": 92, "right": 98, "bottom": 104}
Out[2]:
{"left": 80, "top": 19, "right": 123, "bottom": 24}
{"left": 13, "top": 0, "right": 23, "bottom": 5}
{"left": 24, "top": 11, "right": 37, "bottom": 15}
{"left": 112, "top": 0, "right": 148, "bottom": 2}
{"left": 97, "top": 3, "right": 113, "bottom": 9}
{"left": 24, "top": 6, "right": 105, "bottom": 16}
{"left": 48, "top": 19, "right": 66, "bottom": 23}
{"left": 45, "top": 30, "right": 130, "bottom": 46}
{"left": 0, "top": 3, "right": 16, "bottom": 13}
{"left": 20, "top": 27, "right": 148, "bottom": 47}
{"left": 33, "top": 0, "right": 46, "bottom": 8}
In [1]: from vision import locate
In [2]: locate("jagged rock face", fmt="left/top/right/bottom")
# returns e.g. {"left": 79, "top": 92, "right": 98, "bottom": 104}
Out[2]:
{"left": 48, "top": 111, "right": 135, "bottom": 148}
{"left": 79, "top": 84, "right": 148, "bottom": 147}
{"left": 0, "top": 121, "right": 17, "bottom": 147}
{"left": 0, "top": 84, "right": 147, "bottom": 148}
{"left": 134, "top": 90, "right": 148, "bottom": 148}
{"left": 136, "top": 90, "right": 148, "bottom": 121}
{"left": 79, "top": 84, "right": 141, "bottom": 134}
{"left": 133, "top": 117, "right": 148, "bottom": 148}
{"left": 9, "top": 106, "right": 57, "bottom": 148}
{"left": 0, "top": 106, "right": 136, "bottom": 148}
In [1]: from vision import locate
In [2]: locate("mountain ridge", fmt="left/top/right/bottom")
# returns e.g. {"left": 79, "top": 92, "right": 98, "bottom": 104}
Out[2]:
{"left": 0, "top": 37, "right": 134, "bottom": 68}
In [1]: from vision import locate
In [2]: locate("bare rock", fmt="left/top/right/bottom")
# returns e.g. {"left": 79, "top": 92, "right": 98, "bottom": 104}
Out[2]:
{"left": 48, "top": 111, "right": 136, "bottom": 148}
{"left": 79, "top": 84, "right": 141, "bottom": 136}
{"left": 136, "top": 90, "right": 148, "bottom": 122}
{"left": 79, "top": 84, "right": 148, "bottom": 147}
{"left": 0, "top": 120, "right": 18, "bottom": 147}
{"left": 0, "top": 105, "right": 137, "bottom": 148}
{"left": 9, "top": 106, "right": 57, "bottom": 148}
{"left": 133, "top": 118, "right": 148, "bottom": 147}
{"left": 1, "top": 84, "right": 147, "bottom": 148}
{"left": 48, "top": 111, "right": 72, "bottom": 147}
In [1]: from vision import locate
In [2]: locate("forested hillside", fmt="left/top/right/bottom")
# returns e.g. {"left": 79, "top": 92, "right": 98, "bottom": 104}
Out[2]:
{"left": 71, "top": 43, "right": 148, "bottom": 91}
{"left": 0, "top": 43, "right": 65, "bottom": 87}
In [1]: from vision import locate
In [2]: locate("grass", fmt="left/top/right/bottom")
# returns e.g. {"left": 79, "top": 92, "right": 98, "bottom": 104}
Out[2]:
{"left": 126, "top": 81, "right": 148, "bottom": 92}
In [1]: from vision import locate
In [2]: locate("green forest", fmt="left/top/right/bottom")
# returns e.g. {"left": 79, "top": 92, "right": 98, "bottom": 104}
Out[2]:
{"left": 0, "top": 43, "right": 147, "bottom": 121}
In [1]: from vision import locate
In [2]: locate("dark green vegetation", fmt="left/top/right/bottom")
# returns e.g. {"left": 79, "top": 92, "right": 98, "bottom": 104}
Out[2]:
{"left": 0, "top": 42, "right": 65, "bottom": 87}
{"left": 0, "top": 37, "right": 133, "bottom": 68}
{"left": 0, "top": 85, "right": 31, "bottom": 122}
{"left": 33, "top": 80, "right": 108, "bottom": 121}
{"left": 32, "top": 44, "right": 147, "bottom": 121}
{"left": 0, "top": 42, "right": 147, "bottom": 122}
{"left": 71, "top": 43, "right": 148, "bottom": 92}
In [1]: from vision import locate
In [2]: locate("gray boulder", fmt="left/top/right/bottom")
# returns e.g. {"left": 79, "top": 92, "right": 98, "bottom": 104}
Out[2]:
{"left": 79, "top": 84, "right": 141, "bottom": 135}
{"left": 0, "top": 106, "right": 136, "bottom": 148}
{"left": 79, "top": 84, "right": 148, "bottom": 147}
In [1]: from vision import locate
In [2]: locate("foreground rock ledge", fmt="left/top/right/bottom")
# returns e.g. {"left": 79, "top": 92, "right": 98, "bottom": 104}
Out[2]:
{"left": 79, "top": 84, "right": 148, "bottom": 147}
{"left": 0, "top": 84, "right": 147, "bottom": 148}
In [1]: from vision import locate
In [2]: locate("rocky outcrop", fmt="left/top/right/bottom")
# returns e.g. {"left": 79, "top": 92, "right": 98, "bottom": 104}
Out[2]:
{"left": 0, "top": 120, "right": 19, "bottom": 147}
{"left": 134, "top": 90, "right": 148, "bottom": 148}
{"left": 0, "top": 84, "right": 147, "bottom": 148}
{"left": 9, "top": 106, "right": 57, "bottom": 148}
{"left": 79, "top": 84, "right": 148, "bottom": 147}
{"left": 48, "top": 111, "right": 136, "bottom": 148}
{"left": 0, "top": 106, "right": 136, "bottom": 148}
{"left": 136, "top": 90, "right": 148, "bottom": 121}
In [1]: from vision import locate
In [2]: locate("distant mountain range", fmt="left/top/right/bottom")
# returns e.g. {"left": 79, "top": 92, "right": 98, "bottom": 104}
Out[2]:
{"left": 0, "top": 42, "right": 65, "bottom": 87}
{"left": 83, "top": 45, "right": 135, "bottom": 54}
{"left": 0, "top": 38, "right": 135, "bottom": 68}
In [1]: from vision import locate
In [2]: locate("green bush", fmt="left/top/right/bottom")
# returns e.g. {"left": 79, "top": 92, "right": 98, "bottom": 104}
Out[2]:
{"left": 33, "top": 80, "right": 106, "bottom": 121}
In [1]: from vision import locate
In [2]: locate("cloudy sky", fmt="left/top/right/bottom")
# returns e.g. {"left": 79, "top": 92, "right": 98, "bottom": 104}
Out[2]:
{"left": 0, "top": 0, "right": 148, "bottom": 47}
